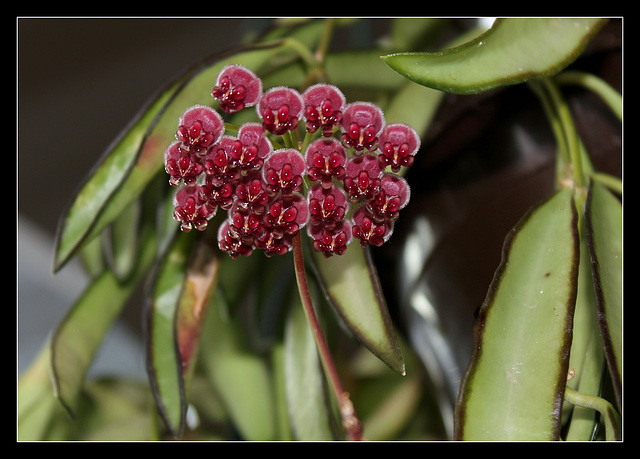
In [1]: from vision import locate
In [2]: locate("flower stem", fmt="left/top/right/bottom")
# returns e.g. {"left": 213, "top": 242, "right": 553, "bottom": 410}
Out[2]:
{"left": 291, "top": 233, "right": 363, "bottom": 441}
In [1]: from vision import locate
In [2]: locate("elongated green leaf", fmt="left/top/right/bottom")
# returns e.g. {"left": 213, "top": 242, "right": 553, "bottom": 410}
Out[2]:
{"left": 381, "top": 18, "right": 607, "bottom": 95}
{"left": 54, "top": 21, "right": 329, "bottom": 273}
{"left": 455, "top": 187, "right": 579, "bottom": 441}
{"left": 145, "top": 231, "right": 196, "bottom": 438}
{"left": 310, "top": 243, "right": 405, "bottom": 375}
{"left": 563, "top": 236, "right": 605, "bottom": 440}
{"left": 49, "top": 224, "right": 157, "bottom": 417}
{"left": 585, "top": 180, "right": 622, "bottom": 409}
{"left": 200, "top": 289, "right": 277, "bottom": 441}
{"left": 284, "top": 289, "right": 337, "bottom": 440}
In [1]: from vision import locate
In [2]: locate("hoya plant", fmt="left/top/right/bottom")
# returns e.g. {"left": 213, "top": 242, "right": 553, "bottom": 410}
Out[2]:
{"left": 18, "top": 18, "right": 621, "bottom": 441}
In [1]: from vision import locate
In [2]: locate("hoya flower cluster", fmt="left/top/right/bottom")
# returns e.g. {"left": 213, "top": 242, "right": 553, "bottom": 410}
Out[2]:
{"left": 164, "top": 64, "right": 420, "bottom": 259}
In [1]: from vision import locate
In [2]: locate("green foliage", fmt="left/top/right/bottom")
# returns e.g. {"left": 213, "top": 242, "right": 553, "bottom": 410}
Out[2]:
{"left": 19, "top": 18, "right": 621, "bottom": 441}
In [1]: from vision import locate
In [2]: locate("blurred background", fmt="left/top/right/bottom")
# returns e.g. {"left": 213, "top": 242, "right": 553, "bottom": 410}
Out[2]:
{"left": 17, "top": 17, "right": 276, "bottom": 378}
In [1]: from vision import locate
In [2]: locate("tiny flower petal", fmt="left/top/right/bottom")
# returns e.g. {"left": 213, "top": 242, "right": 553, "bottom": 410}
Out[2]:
{"left": 218, "top": 220, "right": 254, "bottom": 258}
{"left": 212, "top": 64, "right": 263, "bottom": 113}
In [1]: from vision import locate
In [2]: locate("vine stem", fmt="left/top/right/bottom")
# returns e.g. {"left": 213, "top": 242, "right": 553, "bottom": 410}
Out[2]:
{"left": 291, "top": 233, "right": 363, "bottom": 441}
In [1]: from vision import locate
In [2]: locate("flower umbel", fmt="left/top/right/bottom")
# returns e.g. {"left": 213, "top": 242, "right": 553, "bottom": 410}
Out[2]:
{"left": 163, "top": 65, "right": 420, "bottom": 258}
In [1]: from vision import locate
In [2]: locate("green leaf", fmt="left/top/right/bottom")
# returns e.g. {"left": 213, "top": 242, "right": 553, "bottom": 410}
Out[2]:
{"left": 200, "top": 288, "right": 277, "bottom": 441}
{"left": 585, "top": 180, "right": 622, "bottom": 409}
{"left": 309, "top": 243, "right": 405, "bottom": 375}
{"left": 283, "top": 288, "right": 337, "bottom": 440}
{"left": 49, "top": 223, "right": 158, "bottom": 417}
{"left": 381, "top": 18, "right": 608, "bottom": 95}
{"left": 454, "top": 187, "right": 579, "bottom": 440}
{"left": 145, "top": 231, "right": 197, "bottom": 438}
{"left": 563, "top": 234, "right": 606, "bottom": 440}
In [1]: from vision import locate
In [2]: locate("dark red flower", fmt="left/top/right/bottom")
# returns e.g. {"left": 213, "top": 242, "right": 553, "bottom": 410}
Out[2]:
{"left": 262, "top": 194, "right": 308, "bottom": 239}
{"left": 366, "top": 173, "right": 410, "bottom": 223}
{"left": 263, "top": 149, "right": 306, "bottom": 198}
{"left": 377, "top": 123, "right": 421, "bottom": 173}
{"left": 257, "top": 86, "right": 304, "bottom": 136}
{"left": 308, "top": 220, "right": 352, "bottom": 257}
{"left": 229, "top": 122, "right": 273, "bottom": 173}
{"left": 212, "top": 64, "right": 262, "bottom": 114}
{"left": 342, "top": 153, "right": 383, "bottom": 202}
{"left": 307, "top": 183, "right": 348, "bottom": 230}
{"left": 305, "top": 138, "right": 347, "bottom": 189}
{"left": 218, "top": 221, "right": 254, "bottom": 259}
{"left": 350, "top": 205, "right": 393, "bottom": 247}
{"left": 164, "top": 141, "right": 204, "bottom": 187}
{"left": 340, "top": 102, "right": 385, "bottom": 153}
{"left": 172, "top": 185, "right": 215, "bottom": 232}
{"left": 302, "top": 83, "right": 345, "bottom": 137}
{"left": 234, "top": 177, "right": 270, "bottom": 215}
{"left": 204, "top": 136, "right": 242, "bottom": 187}
{"left": 199, "top": 178, "right": 235, "bottom": 212}
{"left": 176, "top": 105, "right": 224, "bottom": 156}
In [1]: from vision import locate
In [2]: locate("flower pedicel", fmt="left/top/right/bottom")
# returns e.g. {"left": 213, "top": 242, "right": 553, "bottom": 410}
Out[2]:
{"left": 163, "top": 65, "right": 419, "bottom": 258}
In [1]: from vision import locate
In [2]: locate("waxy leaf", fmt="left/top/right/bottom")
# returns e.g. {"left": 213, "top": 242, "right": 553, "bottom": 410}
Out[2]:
{"left": 49, "top": 224, "right": 157, "bottom": 416}
{"left": 455, "top": 187, "right": 579, "bottom": 440}
{"left": 200, "top": 289, "right": 277, "bottom": 441}
{"left": 381, "top": 18, "right": 608, "bottom": 95}
{"left": 145, "top": 231, "right": 196, "bottom": 438}
{"left": 310, "top": 243, "right": 405, "bottom": 375}
{"left": 585, "top": 180, "right": 622, "bottom": 409}
{"left": 284, "top": 290, "right": 337, "bottom": 440}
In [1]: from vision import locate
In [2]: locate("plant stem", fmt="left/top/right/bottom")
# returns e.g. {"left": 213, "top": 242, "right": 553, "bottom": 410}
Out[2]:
{"left": 291, "top": 233, "right": 363, "bottom": 441}
{"left": 564, "top": 387, "right": 621, "bottom": 441}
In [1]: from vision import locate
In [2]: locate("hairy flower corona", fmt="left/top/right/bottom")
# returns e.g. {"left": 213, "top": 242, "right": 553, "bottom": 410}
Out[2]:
{"left": 163, "top": 65, "right": 420, "bottom": 258}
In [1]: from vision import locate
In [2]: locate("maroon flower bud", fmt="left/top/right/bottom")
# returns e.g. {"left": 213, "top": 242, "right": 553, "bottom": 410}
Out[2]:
{"left": 366, "top": 173, "right": 410, "bottom": 223}
{"left": 164, "top": 141, "right": 204, "bottom": 187}
{"left": 308, "top": 220, "right": 352, "bottom": 257}
{"left": 343, "top": 153, "right": 383, "bottom": 202}
{"left": 351, "top": 205, "right": 393, "bottom": 247}
{"left": 305, "top": 138, "right": 347, "bottom": 189}
{"left": 302, "top": 83, "right": 345, "bottom": 137}
{"left": 212, "top": 64, "right": 262, "bottom": 113}
{"left": 340, "top": 102, "right": 385, "bottom": 153}
{"left": 173, "top": 185, "right": 215, "bottom": 232}
{"left": 257, "top": 86, "right": 304, "bottom": 136}
{"left": 377, "top": 123, "right": 421, "bottom": 173}
{"left": 176, "top": 105, "right": 225, "bottom": 156}
{"left": 307, "top": 183, "right": 348, "bottom": 230}
{"left": 262, "top": 149, "right": 306, "bottom": 198}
